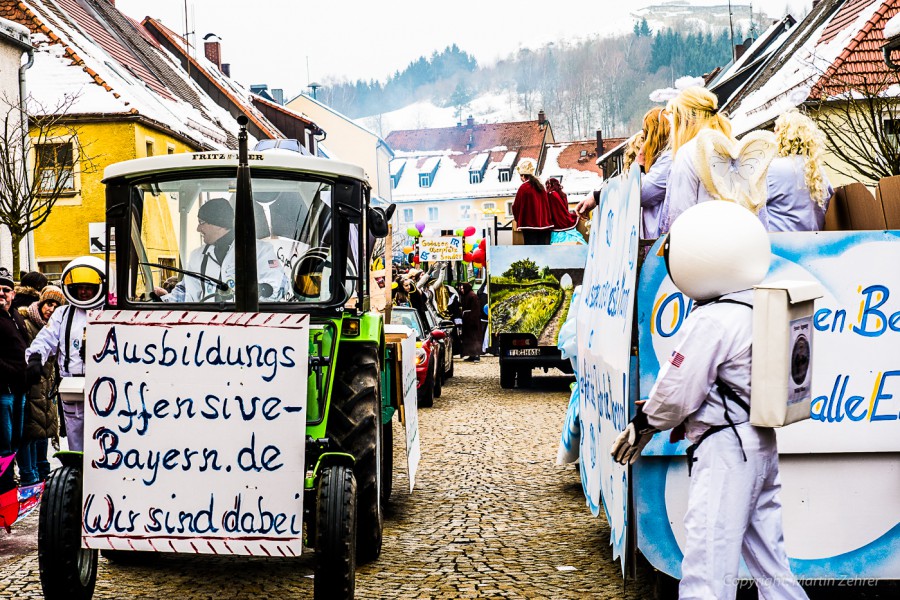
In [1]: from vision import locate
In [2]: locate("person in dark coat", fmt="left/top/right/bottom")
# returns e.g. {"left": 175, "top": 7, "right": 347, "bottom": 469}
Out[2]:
{"left": 546, "top": 178, "right": 585, "bottom": 244}
{"left": 459, "top": 282, "right": 482, "bottom": 362}
{"left": 0, "top": 267, "right": 28, "bottom": 494}
{"left": 11, "top": 270, "right": 47, "bottom": 312}
{"left": 512, "top": 160, "right": 552, "bottom": 245}
{"left": 17, "top": 285, "right": 64, "bottom": 484}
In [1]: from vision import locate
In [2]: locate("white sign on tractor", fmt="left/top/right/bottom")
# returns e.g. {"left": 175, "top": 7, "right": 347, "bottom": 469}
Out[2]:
{"left": 83, "top": 311, "right": 309, "bottom": 556}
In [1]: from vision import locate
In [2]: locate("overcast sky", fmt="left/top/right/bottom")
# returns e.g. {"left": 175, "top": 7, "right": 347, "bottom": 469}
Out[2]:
{"left": 116, "top": 0, "right": 807, "bottom": 99}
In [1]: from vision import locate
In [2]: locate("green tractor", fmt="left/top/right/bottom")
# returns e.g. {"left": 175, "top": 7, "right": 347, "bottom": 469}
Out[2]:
{"left": 37, "top": 119, "right": 399, "bottom": 600}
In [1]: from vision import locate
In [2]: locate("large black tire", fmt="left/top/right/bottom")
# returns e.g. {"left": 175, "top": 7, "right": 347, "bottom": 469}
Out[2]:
{"left": 433, "top": 352, "right": 443, "bottom": 398}
{"left": 499, "top": 364, "right": 516, "bottom": 389}
{"left": 314, "top": 465, "right": 356, "bottom": 600}
{"left": 330, "top": 345, "right": 383, "bottom": 563}
{"left": 417, "top": 368, "right": 434, "bottom": 408}
{"left": 381, "top": 421, "right": 393, "bottom": 505}
{"left": 38, "top": 466, "right": 98, "bottom": 600}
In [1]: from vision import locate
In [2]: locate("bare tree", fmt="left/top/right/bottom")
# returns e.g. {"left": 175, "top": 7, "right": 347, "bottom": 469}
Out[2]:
{"left": 809, "top": 66, "right": 900, "bottom": 184}
{"left": 0, "top": 92, "right": 100, "bottom": 272}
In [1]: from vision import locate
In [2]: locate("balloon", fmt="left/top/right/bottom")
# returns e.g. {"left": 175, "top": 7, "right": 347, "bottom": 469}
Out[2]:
{"left": 407, "top": 227, "right": 420, "bottom": 237}
{"left": 413, "top": 255, "right": 421, "bottom": 264}
{"left": 479, "top": 239, "right": 487, "bottom": 250}
{"left": 422, "top": 227, "right": 433, "bottom": 237}
{"left": 464, "top": 226, "right": 476, "bottom": 237}
{"left": 463, "top": 252, "right": 474, "bottom": 262}
{"left": 455, "top": 228, "right": 464, "bottom": 236}
{"left": 471, "top": 248, "right": 485, "bottom": 263}
{"left": 464, "top": 243, "right": 473, "bottom": 252}
{"left": 415, "top": 220, "right": 426, "bottom": 233}
{"left": 473, "top": 262, "right": 482, "bottom": 268}
{"left": 402, "top": 246, "right": 414, "bottom": 254}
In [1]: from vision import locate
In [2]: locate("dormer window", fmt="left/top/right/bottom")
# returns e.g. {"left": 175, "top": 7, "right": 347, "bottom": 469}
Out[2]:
{"left": 469, "top": 172, "right": 482, "bottom": 184}
{"left": 419, "top": 173, "right": 431, "bottom": 187}
{"left": 499, "top": 169, "right": 512, "bottom": 183}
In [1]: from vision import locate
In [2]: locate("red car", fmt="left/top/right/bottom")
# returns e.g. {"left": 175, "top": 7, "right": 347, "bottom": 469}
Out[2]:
{"left": 391, "top": 307, "right": 446, "bottom": 407}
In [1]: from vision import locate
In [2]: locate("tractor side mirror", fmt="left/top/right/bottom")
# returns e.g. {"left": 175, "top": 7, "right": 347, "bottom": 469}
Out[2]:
{"left": 368, "top": 204, "right": 396, "bottom": 238}
{"left": 431, "top": 329, "right": 447, "bottom": 340}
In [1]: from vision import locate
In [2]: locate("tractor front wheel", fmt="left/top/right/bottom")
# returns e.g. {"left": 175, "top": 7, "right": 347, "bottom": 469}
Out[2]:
{"left": 314, "top": 464, "right": 356, "bottom": 600}
{"left": 331, "top": 345, "right": 383, "bottom": 563}
{"left": 38, "top": 466, "right": 98, "bottom": 600}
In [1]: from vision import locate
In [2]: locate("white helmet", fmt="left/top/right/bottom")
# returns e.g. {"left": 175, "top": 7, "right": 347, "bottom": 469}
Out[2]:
{"left": 664, "top": 201, "right": 770, "bottom": 301}
{"left": 61, "top": 255, "right": 106, "bottom": 309}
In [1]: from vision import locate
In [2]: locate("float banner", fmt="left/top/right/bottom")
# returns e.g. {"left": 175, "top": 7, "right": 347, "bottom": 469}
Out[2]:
{"left": 419, "top": 236, "right": 463, "bottom": 262}
{"left": 83, "top": 311, "right": 309, "bottom": 556}
{"left": 575, "top": 167, "right": 641, "bottom": 574}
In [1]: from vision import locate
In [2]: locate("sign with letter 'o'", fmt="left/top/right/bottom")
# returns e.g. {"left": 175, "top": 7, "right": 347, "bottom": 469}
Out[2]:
{"left": 83, "top": 311, "right": 309, "bottom": 556}
{"left": 419, "top": 236, "right": 463, "bottom": 262}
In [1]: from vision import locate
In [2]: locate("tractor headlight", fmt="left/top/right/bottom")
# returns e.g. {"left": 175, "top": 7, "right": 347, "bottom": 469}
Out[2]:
{"left": 415, "top": 347, "right": 427, "bottom": 365}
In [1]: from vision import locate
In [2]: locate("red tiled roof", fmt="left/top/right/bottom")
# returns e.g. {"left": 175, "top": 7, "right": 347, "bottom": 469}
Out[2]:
{"left": 552, "top": 141, "right": 602, "bottom": 172}
{"left": 53, "top": 0, "right": 173, "bottom": 100}
{"left": 142, "top": 17, "right": 282, "bottom": 139}
{"left": 813, "top": 0, "right": 898, "bottom": 97}
{"left": 386, "top": 121, "right": 549, "bottom": 155}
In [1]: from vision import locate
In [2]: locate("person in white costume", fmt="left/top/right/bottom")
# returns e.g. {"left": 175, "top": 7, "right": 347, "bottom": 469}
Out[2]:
{"left": 156, "top": 198, "right": 286, "bottom": 302}
{"left": 26, "top": 256, "right": 105, "bottom": 453}
{"left": 610, "top": 202, "right": 808, "bottom": 600}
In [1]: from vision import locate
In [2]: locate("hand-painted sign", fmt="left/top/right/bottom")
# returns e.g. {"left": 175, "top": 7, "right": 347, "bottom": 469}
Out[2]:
{"left": 83, "top": 311, "right": 308, "bottom": 556}
{"left": 387, "top": 324, "right": 420, "bottom": 491}
{"left": 574, "top": 167, "right": 640, "bottom": 574}
{"left": 635, "top": 230, "right": 900, "bottom": 580}
{"left": 419, "top": 237, "right": 463, "bottom": 262}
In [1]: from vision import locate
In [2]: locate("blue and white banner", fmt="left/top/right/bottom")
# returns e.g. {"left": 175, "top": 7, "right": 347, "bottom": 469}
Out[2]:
{"left": 575, "top": 167, "right": 641, "bottom": 573}
{"left": 635, "top": 230, "right": 900, "bottom": 579}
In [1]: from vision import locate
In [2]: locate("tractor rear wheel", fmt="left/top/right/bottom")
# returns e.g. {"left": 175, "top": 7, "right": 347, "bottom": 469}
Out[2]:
{"left": 330, "top": 345, "right": 383, "bottom": 563}
{"left": 38, "top": 466, "right": 97, "bottom": 600}
{"left": 314, "top": 464, "right": 356, "bottom": 600}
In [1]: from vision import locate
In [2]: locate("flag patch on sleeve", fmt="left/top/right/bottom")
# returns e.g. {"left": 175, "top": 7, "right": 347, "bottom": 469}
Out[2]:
{"left": 669, "top": 351, "right": 685, "bottom": 368}
{"left": 268, "top": 259, "right": 280, "bottom": 268}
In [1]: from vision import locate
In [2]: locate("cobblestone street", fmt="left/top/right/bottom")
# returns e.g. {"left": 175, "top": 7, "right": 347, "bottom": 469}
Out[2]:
{"left": 1, "top": 357, "right": 897, "bottom": 599}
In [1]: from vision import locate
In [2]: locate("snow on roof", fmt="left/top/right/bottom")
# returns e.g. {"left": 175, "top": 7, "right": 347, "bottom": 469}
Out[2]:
{"left": 886, "top": 10, "right": 900, "bottom": 38}
{"left": 20, "top": 0, "right": 236, "bottom": 148}
{"left": 467, "top": 152, "right": 490, "bottom": 172}
{"left": 728, "top": 0, "right": 886, "bottom": 135}
{"left": 496, "top": 151, "right": 517, "bottom": 169}
{"left": 542, "top": 141, "right": 604, "bottom": 197}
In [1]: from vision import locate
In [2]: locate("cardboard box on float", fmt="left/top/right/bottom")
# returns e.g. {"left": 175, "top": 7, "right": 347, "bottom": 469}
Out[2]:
{"left": 750, "top": 280, "right": 824, "bottom": 427}
{"left": 58, "top": 376, "right": 86, "bottom": 403}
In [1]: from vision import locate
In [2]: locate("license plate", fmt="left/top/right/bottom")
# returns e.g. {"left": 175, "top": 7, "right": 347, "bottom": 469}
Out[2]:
{"left": 508, "top": 348, "right": 540, "bottom": 357}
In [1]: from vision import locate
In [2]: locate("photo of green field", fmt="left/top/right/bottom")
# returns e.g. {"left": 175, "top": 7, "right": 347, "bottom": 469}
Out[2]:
{"left": 488, "top": 246, "right": 587, "bottom": 346}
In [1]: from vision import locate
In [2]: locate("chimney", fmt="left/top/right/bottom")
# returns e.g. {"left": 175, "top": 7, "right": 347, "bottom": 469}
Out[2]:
{"left": 272, "top": 89, "right": 284, "bottom": 105}
{"left": 538, "top": 109, "right": 546, "bottom": 126}
{"left": 221, "top": 63, "right": 231, "bottom": 78}
{"left": 203, "top": 33, "right": 222, "bottom": 71}
{"left": 596, "top": 129, "right": 603, "bottom": 159}
{"left": 466, "top": 115, "right": 474, "bottom": 127}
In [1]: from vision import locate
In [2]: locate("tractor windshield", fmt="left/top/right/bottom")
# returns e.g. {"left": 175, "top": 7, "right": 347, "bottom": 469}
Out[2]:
{"left": 124, "top": 173, "right": 343, "bottom": 306}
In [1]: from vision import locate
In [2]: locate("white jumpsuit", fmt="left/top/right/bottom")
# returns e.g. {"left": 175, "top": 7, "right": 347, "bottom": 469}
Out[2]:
{"left": 643, "top": 290, "right": 808, "bottom": 600}
{"left": 26, "top": 305, "right": 87, "bottom": 452}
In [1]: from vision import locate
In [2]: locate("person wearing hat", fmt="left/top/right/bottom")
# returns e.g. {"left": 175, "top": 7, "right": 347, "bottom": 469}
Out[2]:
{"left": 512, "top": 160, "right": 552, "bottom": 245}
{"left": 16, "top": 285, "right": 64, "bottom": 484}
{"left": 156, "top": 198, "right": 286, "bottom": 303}
{"left": 11, "top": 270, "right": 48, "bottom": 312}
{"left": 26, "top": 257, "right": 106, "bottom": 453}
{"left": 0, "top": 266, "right": 30, "bottom": 493}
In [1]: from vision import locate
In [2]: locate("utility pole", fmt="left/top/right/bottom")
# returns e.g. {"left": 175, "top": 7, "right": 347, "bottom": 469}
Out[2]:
{"left": 728, "top": 0, "right": 737, "bottom": 62}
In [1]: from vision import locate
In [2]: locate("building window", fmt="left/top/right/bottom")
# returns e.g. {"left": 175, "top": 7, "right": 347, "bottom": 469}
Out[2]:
{"left": 36, "top": 142, "right": 75, "bottom": 193}
{"left": 499, "top": 169, "right": 512, "bottom": 183}
{"left": 428, "top": 207, "right": 439, "bottom": 221}
{"left": 506, "top": 201, "right": 514, "bottom": 215}
{"left": 483, "top": 202, "right": 496, "bottom": 211}
{"left": 38, "top": 260, "right": 69, "bottom": 281}
{"left": 146, "top": 139, "right": 155, "bottom": 157}
{"left": 167, "top": 144, "right": 176, "bottom": 155}
{"left": 885, "top": 118, "right": 900, "bottom": 148}
{"left": 460, "top": 205, "right": 471, "bottom": 220}
{"left": 419, "top": 173, "right": 431, "bottom": 188}
{"left": 402, "top": 208, "right": 414, "bottom": 222}
{"left": 469, "top": 171, "right": 482, "bottom": 184}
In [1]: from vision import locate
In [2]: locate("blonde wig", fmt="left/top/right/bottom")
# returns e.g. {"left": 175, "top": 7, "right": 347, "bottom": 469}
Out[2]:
{"left": 641, "top": 107, "right": 671, "bottom": 171}
{"left": 774, "top": 109, "right": 828, "bottom": 207}
{"left": 667, "top": 86, "right": 732, "bottom": 155}
{"left": 623, "top": 131, "right": 645, "bottom": 173}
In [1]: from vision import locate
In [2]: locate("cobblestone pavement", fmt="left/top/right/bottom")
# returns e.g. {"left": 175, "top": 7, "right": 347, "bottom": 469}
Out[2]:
{"left": 1, "top": 356, "right": 897, "bottom": 599}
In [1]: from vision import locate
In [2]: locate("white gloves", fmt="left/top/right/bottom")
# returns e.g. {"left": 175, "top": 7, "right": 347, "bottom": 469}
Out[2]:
{"left": 610, "top": 409, "right": 659, "bottom": 465}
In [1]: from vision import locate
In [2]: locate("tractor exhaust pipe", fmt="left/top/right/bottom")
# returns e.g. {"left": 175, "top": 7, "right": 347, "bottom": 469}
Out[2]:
{"left": 234, "top": 115, "right": 259, "bottom": 312}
